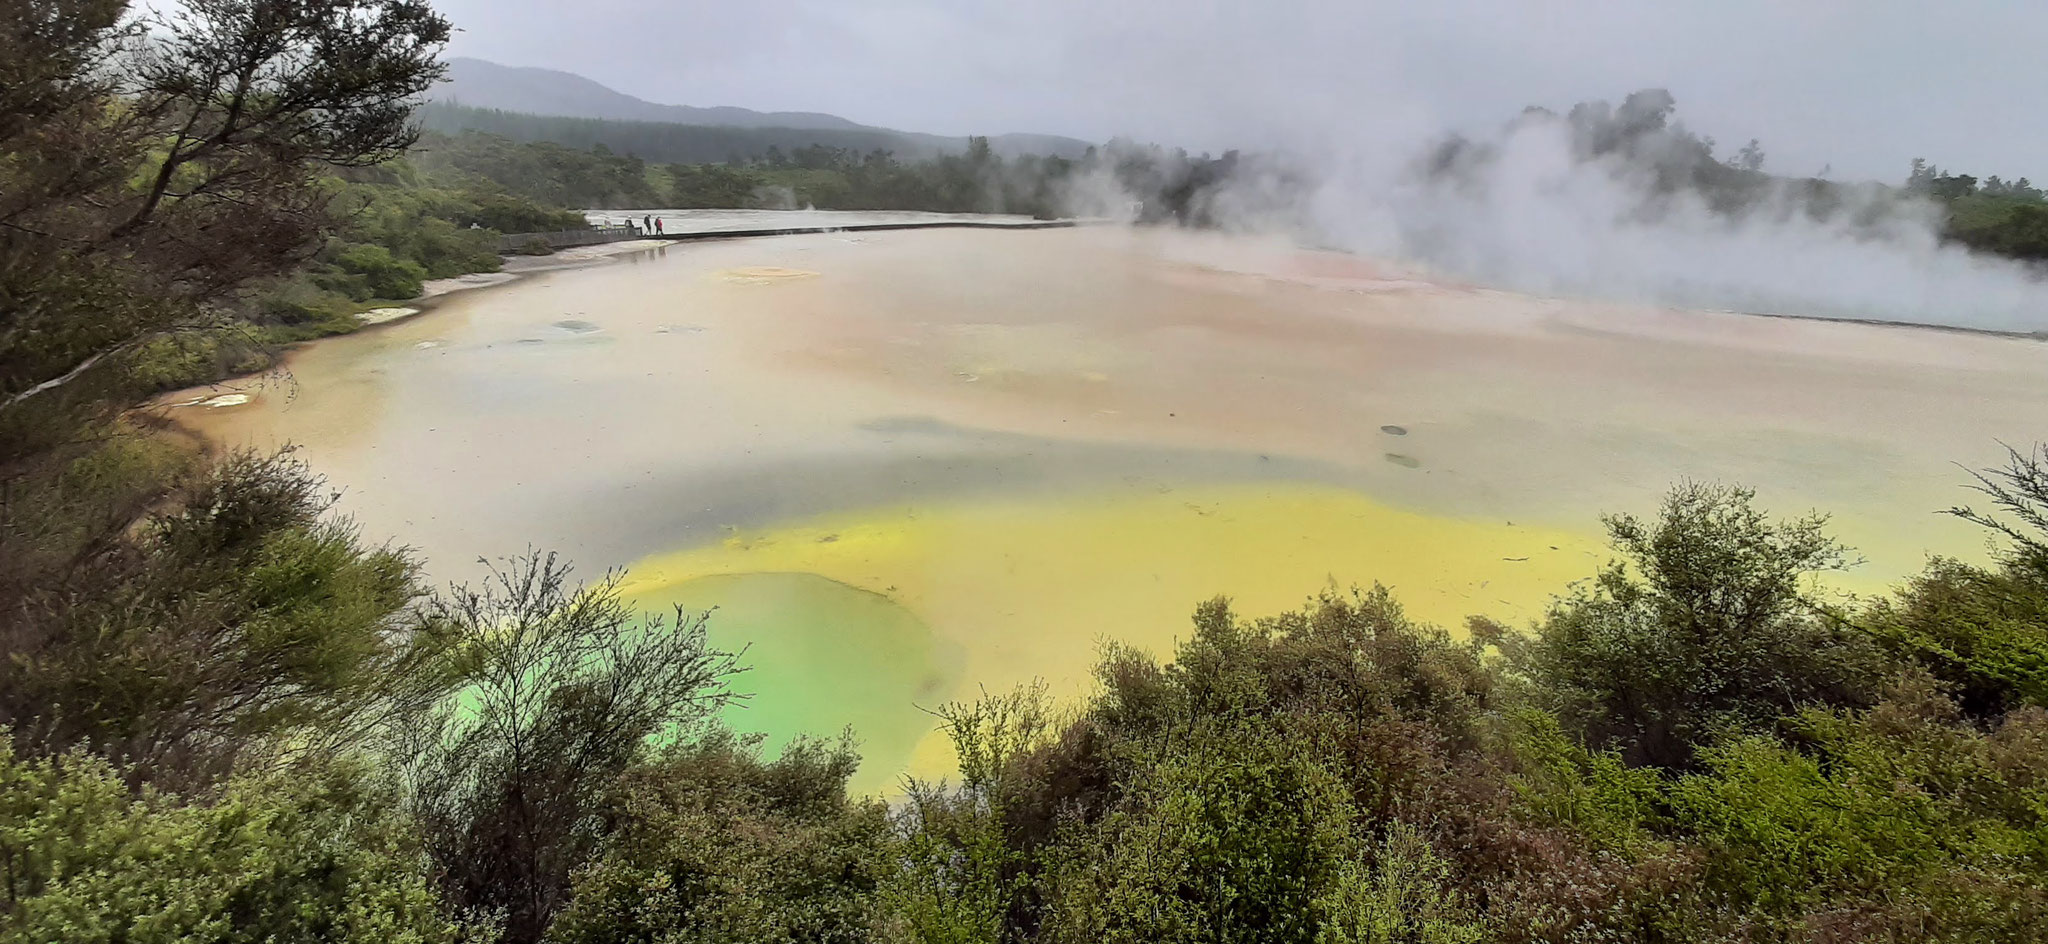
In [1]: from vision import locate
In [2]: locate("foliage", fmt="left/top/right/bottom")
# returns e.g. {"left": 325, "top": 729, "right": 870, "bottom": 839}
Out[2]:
{"left": 413, "top": 129, "right": 665, "bottom": 209}
{"left": 547, "top": 731, "right": 889, "bottom": 944}
{"left": 417, "top": 127, "right": 1078, "bottom": 218}
{"left": 1503, "top": 711, "right": 1666, "bottom": 855}
{"left": 1865, "top": 444, "right": 2048, "bottom": 717}
{"left": 0, "top": 448, "right": 449, "bottom": 785}
{"left": 880, "top": 687, "right": 1052, "bottom": 944}
{"left": 398, "top": 553, "right": 741, "bottom": 944}
{"left": 330, "top": 243, "right": 430, "bottom": 300}
{"left": 926, "top": 589, "right": 1530, "bottom": 944}
{"left": 1669, "top": 677, "right": 2048, "bottom": 939}
{"left": 5, "top": 447, "right": 2048, "bottom": 942}
{"left": 0, "top": 0, "right": 452, "bottom": 443}
{"left": 1313, "top": 823, "right": 1486, "bottom": 944}
{"left": 0, "top": 742, "right": 478, "bottom": 943}
{"left": 870, "top": 479, "right": 2048, "bottom": 943}
{"left": 1521, "top": 482, "right": 1888, "bottom": 768}
{"left": 418, "top": 103, "right": 933, "bottom": 168}
{"left": 1911, "top": 160, "right": 2048, "bottom": 261}
{"left": 1037, "top": 721, "right": 1355, "bottom": 944}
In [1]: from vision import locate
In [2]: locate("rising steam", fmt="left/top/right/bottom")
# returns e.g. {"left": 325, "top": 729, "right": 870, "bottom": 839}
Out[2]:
{"left": 1092, "top": 91, "right": 2045, "bottom": 333}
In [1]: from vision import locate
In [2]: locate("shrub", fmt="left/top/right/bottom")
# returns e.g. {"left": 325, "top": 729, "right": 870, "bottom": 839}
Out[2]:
{"left": 0, "top": 742, "right": 477, "bottom": 944}
{"left": 399, "top": 553, "right": 741, "bottom": 944}
{"left": 1670, "top": 677, "right": 2048, "bottom": 938}
{"left": 547, "top": 731, "right": 889, "bottom": 944}
{"left": 332, "top": 243, "right": 428, "bottom": 300}
{"left": 1866, "top": 444, "right": 2048, "bottom": 718}
{"left": 0, "top": 450, "right": 442, "bottom": 784}
{"left": 1038, "top": 722, "right": 1356, "bottom": 944}
{"left": 1522, "top": 483, "right": 1888, "bottom": 769}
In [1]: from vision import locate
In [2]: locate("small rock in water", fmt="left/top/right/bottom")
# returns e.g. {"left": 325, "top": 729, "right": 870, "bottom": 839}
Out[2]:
{"left": 553, "top": 319, "right": 601, "bottom": 333}
{"left": 1380, "top": 424, "right": 1408, "bottom": 436}
{"left": 1383, "top": 452, "right": 1422, "bottom": 469}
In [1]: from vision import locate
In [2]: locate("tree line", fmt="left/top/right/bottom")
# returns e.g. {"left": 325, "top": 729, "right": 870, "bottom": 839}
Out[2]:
{"left": 419, "top": 101, "right": 946, "bottom": 165}
{"left": 1909, "top": 159, "right": 2048, "bottom": 261}
{"left": 4, "top": 4, "right": 2048, "bottom": 943}
{"left": 414, "top": 125, "right": 1300, "bottom": 226}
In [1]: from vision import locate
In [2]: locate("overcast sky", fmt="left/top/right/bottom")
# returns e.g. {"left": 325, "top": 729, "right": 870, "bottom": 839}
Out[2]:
{"left": 428, "top": 0, "right": 2045, "bottom": 183}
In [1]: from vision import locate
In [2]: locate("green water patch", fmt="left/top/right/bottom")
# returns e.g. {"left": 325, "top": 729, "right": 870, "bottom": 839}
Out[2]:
{"left": 630, "top": 571, "right": 960, "bottom": 793}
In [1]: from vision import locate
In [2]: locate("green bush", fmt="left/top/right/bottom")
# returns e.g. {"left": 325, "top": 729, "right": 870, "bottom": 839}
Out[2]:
{"left": 1865, "top": 558, "right": 2048, "bottom": 718}
{"left": 1522, "top": 483, "right": 1889, "bottom": 769}
{"left": 120, "top": 331, "right": 271, "bottom": 395}
{"left": 332, "top": 243, "right": 428, "bottom": 300}
{"left": 1866, "top": 445, "right": 2048, "bottom": 718}
{"left": 547, "top": 732, "right": 889, "bottom": 944}
{"left": 1039, "top": 722, "right": 1355, "bottom": 944}
{"left": 1313, "top": 823, "right": 1485, "bottom": 944}
{"left": 0, "top": 743, "right": 477, "bottom": 944}
{"left": 1670, "top": 677, "right": 2048, "bottom": 938}
{"left": 398, "top": 553, "right": 741, "bottom": 943}
{"left": 0, "top": 450, "right": 442, "bottom": 782}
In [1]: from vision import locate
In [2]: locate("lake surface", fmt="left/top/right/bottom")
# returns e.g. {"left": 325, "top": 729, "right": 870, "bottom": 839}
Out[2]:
{"left": 175, "top": 225, "right": 2048, "bottom": 789}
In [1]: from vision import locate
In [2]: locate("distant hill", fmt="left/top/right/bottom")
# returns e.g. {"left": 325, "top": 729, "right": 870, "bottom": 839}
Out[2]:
{"left": 435, "top": 58, "right": 864, "bottom": 131}
{"left": 417, "top": 103, "right": 947, "bottom": 164}
{"left": 429, "top": 58, "right": 1093, "bottom": 160}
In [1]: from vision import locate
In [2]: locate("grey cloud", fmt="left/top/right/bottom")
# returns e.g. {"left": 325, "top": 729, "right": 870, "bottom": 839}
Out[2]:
{"left": 432, "top": 0, "right": 2048, "bottom": 182}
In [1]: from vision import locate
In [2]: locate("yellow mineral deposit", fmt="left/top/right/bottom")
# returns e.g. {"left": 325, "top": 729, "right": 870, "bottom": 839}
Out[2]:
{"left": 174, "top": 225, "right": 2048, "bottom": 791}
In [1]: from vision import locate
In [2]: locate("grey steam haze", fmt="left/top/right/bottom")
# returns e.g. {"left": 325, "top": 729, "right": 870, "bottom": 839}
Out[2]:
{"left": 433, "top": 0, "right": 2048, "bottom": 330}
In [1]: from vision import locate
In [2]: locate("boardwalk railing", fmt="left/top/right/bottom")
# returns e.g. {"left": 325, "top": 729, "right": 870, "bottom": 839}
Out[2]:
{"left": 495, "top": 224, "right": 641, "bottom": 253}
{"left": 497, "top": 218, "right": 1098, "bottom": 254}
{"left": 641, "top": 218, "right": 1085, "bottom": 242}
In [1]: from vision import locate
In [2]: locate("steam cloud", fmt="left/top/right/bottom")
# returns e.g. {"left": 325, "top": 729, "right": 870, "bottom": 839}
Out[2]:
{"left": 1093, "top": 92, "right": 2046, "bottom": 334}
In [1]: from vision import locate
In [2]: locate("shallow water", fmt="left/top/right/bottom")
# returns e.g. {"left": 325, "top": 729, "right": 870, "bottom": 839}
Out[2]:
{"left": 176, "top": 226, "right": 2048, "bottom": 790}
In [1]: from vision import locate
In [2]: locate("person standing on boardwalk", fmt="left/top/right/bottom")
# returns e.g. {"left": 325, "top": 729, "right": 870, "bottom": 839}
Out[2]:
{"left": 654, "top": 217, "right": 664, "bottom": 234}
{"left": 643, "top": 214, "right": 653, "bottom": 233}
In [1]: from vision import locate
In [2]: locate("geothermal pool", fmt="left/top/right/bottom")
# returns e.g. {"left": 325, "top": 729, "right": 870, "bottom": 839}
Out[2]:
{"left": 175, "top": 225, "right": 2048, "bottom": 789}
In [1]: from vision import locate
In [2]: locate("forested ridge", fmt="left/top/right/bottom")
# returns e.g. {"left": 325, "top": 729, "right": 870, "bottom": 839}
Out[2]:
{"left": 4, "top": 3, "right": 2048, "bottom": 944}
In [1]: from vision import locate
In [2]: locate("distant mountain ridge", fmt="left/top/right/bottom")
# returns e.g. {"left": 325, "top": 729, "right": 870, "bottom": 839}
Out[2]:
{"left": 431, "top": 58, "right": 1093, "bottom": 160}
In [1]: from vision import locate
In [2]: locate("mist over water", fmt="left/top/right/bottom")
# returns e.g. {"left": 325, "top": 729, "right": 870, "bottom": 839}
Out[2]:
{"left": 1030, "top": 3, "right": 2047, "bottom": 334}
{"left": 1120, "top": 107, "right": 2047, "bottom": 333}
{"left": 1295, "top": 116, "right": 2046, "bottom": 332}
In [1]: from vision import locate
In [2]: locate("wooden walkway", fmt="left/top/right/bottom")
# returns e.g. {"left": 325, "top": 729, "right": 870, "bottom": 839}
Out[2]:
{"left": 640, "top": 219, "right": 1084, "bottom": 242}
{"left": 497, "top": 218, "right": 1090, "bottom": 253}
